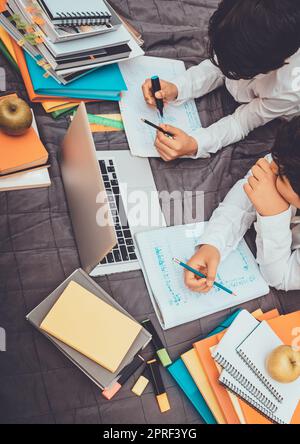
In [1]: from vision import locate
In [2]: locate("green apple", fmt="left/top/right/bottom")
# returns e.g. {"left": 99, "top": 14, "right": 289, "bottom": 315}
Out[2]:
{"left": 266, "top": 345, "right": 300, "bottom": 383}
{"left": 0, "top": 97, "right": 33, "bottom": 136}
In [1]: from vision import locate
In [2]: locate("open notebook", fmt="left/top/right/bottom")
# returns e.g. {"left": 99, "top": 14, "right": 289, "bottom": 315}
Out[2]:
{"left": 119, "top": 56, "right": 202, "bottom": 157}
{"left": 135, "top": 223, "right": 269, "bottom": 329}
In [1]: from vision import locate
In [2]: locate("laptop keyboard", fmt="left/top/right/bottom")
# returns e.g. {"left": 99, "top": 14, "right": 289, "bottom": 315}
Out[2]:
{"left": 98, "top": 159, "right": 137, "bottom": 265}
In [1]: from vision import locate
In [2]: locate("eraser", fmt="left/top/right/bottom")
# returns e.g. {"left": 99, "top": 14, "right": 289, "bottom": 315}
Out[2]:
{"left": 157, "top": 349, "right": 172, "bottom": 367}
{"left": 102, "top": 382, "right": 121, "bottom": 400}
{"left": 157, "top": 392, "right": 170, "bottom": 413}
{"left": 131, "top": 376, "right": 149, "bottom": 397}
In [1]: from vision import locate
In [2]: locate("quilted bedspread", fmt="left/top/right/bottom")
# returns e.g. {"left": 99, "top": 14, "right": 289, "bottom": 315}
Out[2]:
{"left": 1, "top": 0, "right": 299, "bottom": 425}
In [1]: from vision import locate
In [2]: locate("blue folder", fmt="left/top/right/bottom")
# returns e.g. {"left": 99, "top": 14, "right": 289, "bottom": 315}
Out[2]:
{"left": 25, "top": 53, "right": 127, "bottom": 101}
{"left": 167, "top": 310, "right": 241, "bottom": 424}
{"left": 168, "top": 359, "right": 217, "bottom": 424}
{"left": 207, "top": 310, "right": 242, "bottom": 337}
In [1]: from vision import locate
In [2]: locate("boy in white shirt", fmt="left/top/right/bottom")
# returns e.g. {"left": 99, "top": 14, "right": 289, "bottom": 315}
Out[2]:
{"left": 142, "top": 0, "right": 300, "bottom": 161}
{"left": 184, "top": 117, "right": 300, "bottom": 292}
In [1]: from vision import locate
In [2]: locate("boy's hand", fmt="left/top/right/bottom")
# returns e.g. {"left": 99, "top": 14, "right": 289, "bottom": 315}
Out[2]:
{"left": 142, "top": 79, "right": 178, "bottom": 107}
{"left": 184, "top": 245, "right": 221, "bottom": 293}
{"left": 244, "top": 158, "right": 289, "bottom": 217}
{"left": 155, "top": 124, "right": 198, "bottom": 161}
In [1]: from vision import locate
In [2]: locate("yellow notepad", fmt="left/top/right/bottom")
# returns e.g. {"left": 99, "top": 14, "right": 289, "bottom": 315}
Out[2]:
{"left": 181, "top": 349, "right": 226, "bottom": 424}
{"left": 42, "top": 101, "right": 79, "bottom": 113}
{"left": 40, "top": 281, "right": 142, "bottom": 373}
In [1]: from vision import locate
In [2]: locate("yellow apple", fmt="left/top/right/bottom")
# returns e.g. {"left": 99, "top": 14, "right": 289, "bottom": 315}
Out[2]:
{"left": 266, "top": 345, "right": 300, "bottom": 383}
{"left": 0, "top": 97, "right": 32, "bottom": 136}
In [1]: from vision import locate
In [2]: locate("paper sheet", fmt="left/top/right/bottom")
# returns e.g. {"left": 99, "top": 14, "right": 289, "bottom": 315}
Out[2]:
{"left": 119, "top": 56, "right": 202, "bottom": 157}
{"left": 135, "top": 223, "right": 269, "bottom": 329}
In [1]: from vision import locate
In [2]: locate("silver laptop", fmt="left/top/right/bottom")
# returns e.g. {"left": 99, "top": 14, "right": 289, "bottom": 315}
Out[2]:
{"left": 61, "top": 102, "right": 165, "bottom": 276}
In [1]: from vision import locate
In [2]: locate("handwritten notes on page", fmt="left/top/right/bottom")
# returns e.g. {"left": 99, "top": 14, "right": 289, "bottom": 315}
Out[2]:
{"left": 135, "top": 223, "right": 269, "bottom": 330}
{"left": 119, "top": 56, "right": 202, "bottom": 157}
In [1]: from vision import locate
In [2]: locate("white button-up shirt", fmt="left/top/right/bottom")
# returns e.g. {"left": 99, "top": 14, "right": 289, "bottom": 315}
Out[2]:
{"left": 173, "top": 49, "right": 300, "bottom": 158}
{"left": 198, "top": 156, "right": 300, "bottom": 291}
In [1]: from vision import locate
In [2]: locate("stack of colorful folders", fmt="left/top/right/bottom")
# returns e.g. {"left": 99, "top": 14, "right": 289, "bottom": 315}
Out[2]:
{"left": 168, "top": 309, "right": 300, "bottom": 425}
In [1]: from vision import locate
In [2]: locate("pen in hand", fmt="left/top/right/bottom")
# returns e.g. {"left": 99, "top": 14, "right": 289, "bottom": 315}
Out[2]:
{"left": 173, "top": 258, "right": 237, "bottom": 296}
{"left": 151, "top": 76, "right": 164, "bottom": 117}
{"left": 141, "top": 118, "right": 174, "bottom": 138}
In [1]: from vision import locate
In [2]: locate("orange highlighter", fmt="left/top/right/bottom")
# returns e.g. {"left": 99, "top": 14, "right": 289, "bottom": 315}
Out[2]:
{"left": 147, "top": 359, "right": 171, "bottom": 413}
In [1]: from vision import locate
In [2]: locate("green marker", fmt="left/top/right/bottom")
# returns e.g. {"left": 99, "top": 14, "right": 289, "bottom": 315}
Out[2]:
{"left": 142, "top": 319, "right": 172, "bottom": 367}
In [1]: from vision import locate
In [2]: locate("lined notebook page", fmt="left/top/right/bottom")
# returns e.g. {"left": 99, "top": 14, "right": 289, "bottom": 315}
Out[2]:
{"left": 135, "top": 223, "right": 269, "bottom": 329}
{"left": 119, "top": 56, "right": 202, "bottom": 157}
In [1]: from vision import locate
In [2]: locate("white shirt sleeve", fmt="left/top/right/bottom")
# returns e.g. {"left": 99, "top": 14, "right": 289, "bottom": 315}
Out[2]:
{"left": 190, "top": 97, "right": 295, "bottom": 158}
{"left": 192, "top": 96, "right": 296, "bottom": 159}
{"left": 198, "top": 170, "right": 256, "bottom": 261}
{"left": 173, "top": 59, "right": 225, "bottom": 103}
{"left": 255, "top": 209, "right": 300, "bottom": 291}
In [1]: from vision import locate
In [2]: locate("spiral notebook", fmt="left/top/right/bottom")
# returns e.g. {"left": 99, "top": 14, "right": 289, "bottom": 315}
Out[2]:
{"left": 218, "top": 371, "right": 287, "bottom": 424}
{"left": 37, "top": 0, "right": 112, "bottom": 25}
{"left": 212, "top": 311, "right": 278, "bottom": 413}
{"left": 237, "top": 321, "right": 300, "bottom": 405}
{"left": 213, "top": 311, "right": 300, "bottom": 424}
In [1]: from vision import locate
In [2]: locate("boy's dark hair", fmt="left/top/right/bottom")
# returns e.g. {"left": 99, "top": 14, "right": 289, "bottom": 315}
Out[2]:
{"left": 272, "top": 117, "right": 300, "bottom": 197}
{"left": 208, "top": 0, "right": 300, "bottom": 80}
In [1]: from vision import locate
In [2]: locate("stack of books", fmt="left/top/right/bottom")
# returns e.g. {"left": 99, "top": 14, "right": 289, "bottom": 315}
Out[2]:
{"left": 27, "top": 269, "right": 152, "bottom": 392}
{"left": 0, "top": 0, "right": 144, "bottom": 113}
{"left": 0, "top": 93, "right": 50, "bottom": 191}
{"left": 168, "top": 309, "right": 300, "bottom": 425}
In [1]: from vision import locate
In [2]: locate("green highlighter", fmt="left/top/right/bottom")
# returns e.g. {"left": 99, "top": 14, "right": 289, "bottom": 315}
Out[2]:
{"left": 142, "top": 319, "right": 172, "bottom": 367}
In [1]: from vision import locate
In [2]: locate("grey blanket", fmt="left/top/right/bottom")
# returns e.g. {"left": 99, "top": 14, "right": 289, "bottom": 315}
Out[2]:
{"left": 0, "top": 0, "right": 299, "bottom": 425}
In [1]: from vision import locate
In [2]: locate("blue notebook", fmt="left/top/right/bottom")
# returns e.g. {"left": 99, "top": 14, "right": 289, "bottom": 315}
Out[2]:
{"left": 25, "top": 53, "right": 127, "bottom": 101}
{"left": 167, "top": 310, "right": 241, "bottom": 424}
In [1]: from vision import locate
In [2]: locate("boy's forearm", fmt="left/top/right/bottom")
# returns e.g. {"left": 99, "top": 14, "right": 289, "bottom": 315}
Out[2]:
{"left": 255, "top": 209, "right": 297, "bottom": 290}
{"left": 190, "top": 96, "right": 291, "bottom": 159}
{"left": 173, "top": 59, "right": 225, "bottom": 104}
{"left": 199, "top": 178, "right": 256, "bottom": 260}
